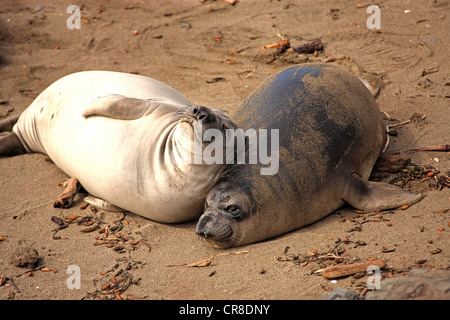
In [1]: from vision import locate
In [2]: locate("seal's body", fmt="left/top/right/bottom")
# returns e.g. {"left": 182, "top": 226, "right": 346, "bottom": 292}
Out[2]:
{"left": 196, "top": 64, "right": 422, "bottom": 248}
{"left": 1, "top": 71, "right": 236, "bottom": 223}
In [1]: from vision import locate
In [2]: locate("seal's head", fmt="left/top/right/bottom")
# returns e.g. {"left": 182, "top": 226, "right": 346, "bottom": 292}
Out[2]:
{"left": 196, "top": 178, "right": 257, "bottom": 248}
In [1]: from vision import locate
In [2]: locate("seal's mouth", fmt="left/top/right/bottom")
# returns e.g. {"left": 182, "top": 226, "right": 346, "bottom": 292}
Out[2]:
{"left": 195, "top": 211, "right": 237, "bottom": 248}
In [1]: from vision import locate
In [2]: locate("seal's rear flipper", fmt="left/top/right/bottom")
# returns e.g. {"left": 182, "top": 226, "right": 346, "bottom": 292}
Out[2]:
{"left": 0, "top": 132, "right": 26, "bottom": 156}
{"left": 0, "top": 113, "right": 21, "bottom": 133}
{"left": 84, "top": 196, "right": 125, "bottom": 212}
{"left": 82, "top": 94, "right": 175, "bottom": 120}
{"left": 342, "top": 173, "right": 424, "bottom": 211}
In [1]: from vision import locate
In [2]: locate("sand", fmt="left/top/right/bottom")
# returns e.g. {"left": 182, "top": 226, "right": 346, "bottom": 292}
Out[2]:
{"left": 0, "top": 0, "right": 448, "bottom": 300}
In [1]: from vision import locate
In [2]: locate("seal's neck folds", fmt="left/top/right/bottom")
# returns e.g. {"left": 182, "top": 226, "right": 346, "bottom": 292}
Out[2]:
{"left": 168, "top": 121, "right": 279, "bottom": 176}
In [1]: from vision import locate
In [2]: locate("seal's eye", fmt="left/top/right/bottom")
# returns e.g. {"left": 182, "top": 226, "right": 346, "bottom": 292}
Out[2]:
{"left": 226, "top": 205, "right": 242, "bottom": 220}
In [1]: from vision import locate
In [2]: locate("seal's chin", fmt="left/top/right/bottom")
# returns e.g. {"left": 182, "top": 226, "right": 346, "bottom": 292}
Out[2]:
{"left": 201, "top": 233, "right": 234, "bottom": 249}
{"left": 195, "top": 212, "right": 237, "bottom": 248}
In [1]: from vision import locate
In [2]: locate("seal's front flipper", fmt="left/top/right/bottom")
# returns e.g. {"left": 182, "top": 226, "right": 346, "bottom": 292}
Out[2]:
{"left": 84, "top": 195, "right": 124, "bottom": 212}
{"left": 342, "top": 173, "right": 424, "bottom": 211}
{"left": 82, "top": 94, "right": 173, "bottom": 120}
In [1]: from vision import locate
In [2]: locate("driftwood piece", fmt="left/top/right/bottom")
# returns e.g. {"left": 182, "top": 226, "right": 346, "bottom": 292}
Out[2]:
{"left": 320, "top": 260, "right": 386, "bottom": 279}
{"left": 53, "top": 177, "right": 81, "bottom": 208}
{"left": 292, "top": 39, "right": 323, "bottom": 54}
{"left": 391, "top": 144, "right": 450, "bottom": 155}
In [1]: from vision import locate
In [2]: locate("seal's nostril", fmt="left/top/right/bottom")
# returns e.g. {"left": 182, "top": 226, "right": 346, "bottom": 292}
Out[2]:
{"left": 196, "top": 230, "right": 209, "bottom": 238}
{"left": 193, "top": 107, "right": 199, "bottom": 114}
{"left": 196, "top": 221, "right": 211, "bottom": 238}
{"left": 195, "top": 107, "right": 213, "bottom": 122}
{"left": 196, "top": 213, "right": 215, "bottom": 238}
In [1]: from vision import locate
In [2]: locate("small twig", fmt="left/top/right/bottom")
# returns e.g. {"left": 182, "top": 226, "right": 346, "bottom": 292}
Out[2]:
{"left": 421, "top": 66, "right": 439, "bottom": 76}
{"left": 15, "top": 266, "right": 45, "bottom": 277}
{"left": 390, "top": 144, "right": 450, "bottom": 155}
{"left": 213, "top": 250, "right": 249, "bottom": 258}
{"left": 382, "top": 120, "right": 412, "bottom": 154}
{"left": 8, "top": 277, "right": 21, "bottom": 293}
{"left": 167, "top": 250, "right": 249, "bottom": 268}
{"left": 382, "top": 111, "right": 393, "bottom": 121}
{"left": 406, "top": 94, "right": 450, "bottom": 98}
{"left": 382, "top": 127, "right": 391, "bottom": 154}
{"left": 263, "top": 38, "right": 290, "bottom": 50}
{"left": 387, "top": 120, "right": 411, "bottom": 129}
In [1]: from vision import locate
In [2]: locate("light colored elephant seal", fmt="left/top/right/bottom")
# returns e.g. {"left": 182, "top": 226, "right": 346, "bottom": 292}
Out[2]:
{"left": 196, "top": 64, "right": 423, "bottom": 248}
{"left": 0, "top": 71, "right": 236, "bottom": 223}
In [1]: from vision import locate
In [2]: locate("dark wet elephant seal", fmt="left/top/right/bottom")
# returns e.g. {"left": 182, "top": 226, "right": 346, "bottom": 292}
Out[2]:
{"left": 0, "top": 71, "right": 236, "bottom": 223}
{"left": 196, "top": 64, "right": 423, "bottom": 248}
